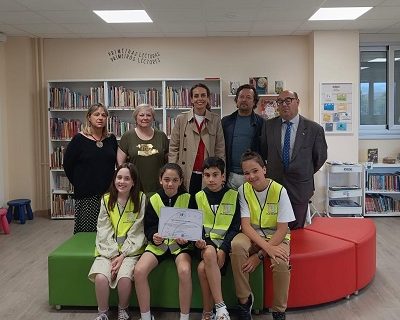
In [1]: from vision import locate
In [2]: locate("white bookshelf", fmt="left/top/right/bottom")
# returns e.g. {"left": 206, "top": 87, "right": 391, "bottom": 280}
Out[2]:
{"left": 364, "top": 163, "right": 400, "bottom": 217}
{"left": 48, "top": 78, "right": 222, "bottom": 219}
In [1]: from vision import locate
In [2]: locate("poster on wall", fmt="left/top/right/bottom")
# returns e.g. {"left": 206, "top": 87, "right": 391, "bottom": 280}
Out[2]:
{"left": 320, "top": 82, "right": 353, "bottom": 134}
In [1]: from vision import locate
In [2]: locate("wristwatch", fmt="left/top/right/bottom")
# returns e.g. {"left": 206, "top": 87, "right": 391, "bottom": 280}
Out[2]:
{"left": 257, "top": 251, "right": 265, "bottom": 260}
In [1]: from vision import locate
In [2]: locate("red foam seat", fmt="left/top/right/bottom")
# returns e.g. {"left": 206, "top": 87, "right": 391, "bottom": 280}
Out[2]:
{"left": 263, "top": 229, "right": 357, "bottom": 308}
{"left": 306, "top": 217, "right": 376, "bottom": 290}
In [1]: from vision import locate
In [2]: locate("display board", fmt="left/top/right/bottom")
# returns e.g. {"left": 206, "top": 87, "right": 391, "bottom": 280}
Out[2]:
{"left": 320, "top": 83, "right": 353, "bottom": 134}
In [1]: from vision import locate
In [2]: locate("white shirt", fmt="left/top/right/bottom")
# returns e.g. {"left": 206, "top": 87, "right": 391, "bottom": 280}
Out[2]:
{"left": 238, "top": 181, "right": 295, "bottom": 223}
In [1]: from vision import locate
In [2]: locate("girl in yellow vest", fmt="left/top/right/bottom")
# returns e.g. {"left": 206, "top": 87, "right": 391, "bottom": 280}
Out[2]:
{"left": 134, "top": 163, "right": 193, "bottom": 320}
{"left": 88, "top": 163, "right": 147, "bottom": 320}
{"left": 230, "top": 151, "right": 295, "bottom": 320}
{"left": 193, "top": 157, "right": 240, "bottom": 320}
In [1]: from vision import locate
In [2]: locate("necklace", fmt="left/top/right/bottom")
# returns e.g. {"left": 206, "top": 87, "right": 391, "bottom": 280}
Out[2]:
{"left": 90, "top": 134, "right": 103, "bottom": 148}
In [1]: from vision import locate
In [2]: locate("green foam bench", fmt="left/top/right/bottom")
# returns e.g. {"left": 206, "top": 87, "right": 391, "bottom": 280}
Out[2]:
{"left": 48, "top": 232, "right": 263, "bottom": 311}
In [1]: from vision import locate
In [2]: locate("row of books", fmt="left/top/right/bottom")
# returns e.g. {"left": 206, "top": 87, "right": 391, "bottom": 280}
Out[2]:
{"left": 50, "top": 146, "right": 66, "bottom": 169}
{"left": 166, "top": 116, "right": 177, "bottom": 137}
{"left": 165, "top": 86, "right": 220, "bottom": 108}
{"left": 54, "top": 175, "right": 73, "bottom": 192}
{"left": 366, "top": 173, "right": 400, "bottom": 191}
{"left": 49, "top": 87, "right": 104, "bottom": 109}
{"left": 365, "top": 194, "right": 400, "bottom": 213}
{"left": 50, "top": 117, "right": 163, "bottom": 141}
{"left": 52, "top": 194, "right": 75, "bottom": 218}
{"left": 108, "top": 86, "right": 160, "bottom": 108}
{"left": 50, "top": 118, "right": 82, "bottom": 140}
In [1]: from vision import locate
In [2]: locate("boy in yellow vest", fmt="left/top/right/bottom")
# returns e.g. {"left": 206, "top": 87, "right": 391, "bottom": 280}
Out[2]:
{"left": 193, "top": 157, "right": 241, "bottom": 320}
{"left": 230, "top": 151, "right": 295, "bottom": 320}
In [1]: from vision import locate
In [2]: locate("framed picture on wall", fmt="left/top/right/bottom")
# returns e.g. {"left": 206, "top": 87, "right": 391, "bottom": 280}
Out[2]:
{"left": 320, "top": 82, "right": 353, "bottom": 134}
{"left": 256, "top": 95, "right": 279, "bottom": 119}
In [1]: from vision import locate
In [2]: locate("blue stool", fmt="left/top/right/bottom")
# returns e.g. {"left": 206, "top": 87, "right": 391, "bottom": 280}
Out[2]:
{"left": 6, "top": 199, "right": 34, "bottom": 224}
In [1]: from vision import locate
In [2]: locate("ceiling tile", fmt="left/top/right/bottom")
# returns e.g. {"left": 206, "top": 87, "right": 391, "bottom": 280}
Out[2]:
{"left": 0, "top": 24, "right": 30, "bottom": 35}
{"left": 38, "top": 11, "right": 100, "bottom": 24}
{"left": 0, "top": 11, "right": 52, "bottom": 24}
{"left": 361, "top": 6, "right": 400, "bottom": 20}
{"left": 16, "top": 0, "right": 86, "bottom": 11}
{"left": 206, "top": 21, "right": 251, "bottom": 32}
{"left": 62, "top": 23, "right": 117, "bottom": 34}
{"left": 79, "top": 0, "right": 144, "bottom": 10}
{"left": 15, "top": 23, "right": 72, "bottom": 35}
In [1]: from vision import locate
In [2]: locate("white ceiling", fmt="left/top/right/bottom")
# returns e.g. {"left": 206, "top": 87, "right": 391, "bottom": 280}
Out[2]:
{"left": 0, "top": 0, "right": 400, "bottom": 38}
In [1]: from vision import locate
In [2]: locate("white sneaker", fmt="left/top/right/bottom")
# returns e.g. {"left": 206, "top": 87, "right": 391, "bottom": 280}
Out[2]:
{"left": 94, "top": 313, "right": 109, "bottom": 320}
{"left": 216, "top": 312, "right": 230, "bottom": 320}
{"left": 118, "top": 308, "right": 130, "bottom": 320}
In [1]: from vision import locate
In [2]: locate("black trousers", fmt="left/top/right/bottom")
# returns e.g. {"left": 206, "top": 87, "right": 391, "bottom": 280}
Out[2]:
{"left": 288, "top": 202, "right": 308, "bottom": 230}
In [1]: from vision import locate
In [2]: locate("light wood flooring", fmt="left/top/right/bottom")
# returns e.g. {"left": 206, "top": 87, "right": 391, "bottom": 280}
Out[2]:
{"left": 0, "top": 215, "right": 399, "bottom": 320}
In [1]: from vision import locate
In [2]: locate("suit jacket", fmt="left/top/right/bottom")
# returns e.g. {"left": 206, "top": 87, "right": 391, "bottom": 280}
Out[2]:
{"left": 260, "top": 115, "right": 327, "bottom": 204}
{"left": 168, "top": 108, "right": 225, "bottom": 190}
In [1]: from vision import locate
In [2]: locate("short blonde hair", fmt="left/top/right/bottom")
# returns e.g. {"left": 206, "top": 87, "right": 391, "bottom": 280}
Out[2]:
{"left": 82, "top": 103, "right": 109, "bottom": 136}
{"left": 133, "top": 103, "right": 155, "bottom": 124}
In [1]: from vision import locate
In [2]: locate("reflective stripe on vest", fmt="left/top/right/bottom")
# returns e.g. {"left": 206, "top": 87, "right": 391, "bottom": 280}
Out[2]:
{"left": 195, "top": 189, "right": 237, "bottom": 248}
{"left": 95, "top": 192, "right": 144, "bottom": 256}
{"left": 146, "top": 193, "right": 191, "bottom": 256}
{"left": 243, "top": 181, "right": 291, "bottom": 241}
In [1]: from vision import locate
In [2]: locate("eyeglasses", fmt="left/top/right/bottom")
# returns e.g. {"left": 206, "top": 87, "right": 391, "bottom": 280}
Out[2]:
{"left": 276, "top": 97, "right": 297, "bottom": 106}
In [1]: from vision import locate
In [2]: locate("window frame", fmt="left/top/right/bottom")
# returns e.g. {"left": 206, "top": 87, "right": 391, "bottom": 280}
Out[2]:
{"left": 359, "top": 45, "right": 400, "bottom": 139}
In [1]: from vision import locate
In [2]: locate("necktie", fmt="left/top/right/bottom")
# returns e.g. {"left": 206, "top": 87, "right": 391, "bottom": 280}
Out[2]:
{"left": 282, "top": 121, "right": 292, "bottom": 170}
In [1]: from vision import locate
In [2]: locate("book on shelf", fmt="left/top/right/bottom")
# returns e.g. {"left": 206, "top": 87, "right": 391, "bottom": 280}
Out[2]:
{"left": 249, "top": 77, "right": 268, "bottom": 94}
{"left": 275, "top": 80, "right": 284, "bottom": 94}
{"left": 365, "top": 194, "right": 400, "bottom": 213}
{"left": 367, "top": 148, "right": 378, "bottom": 163}
{"left": 229, "top": 81, "right": 240, "bottom": 95}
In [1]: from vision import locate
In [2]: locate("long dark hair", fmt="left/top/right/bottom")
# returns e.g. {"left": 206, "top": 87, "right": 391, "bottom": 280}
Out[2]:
{"left": 159, "top": 163, "right": 187, "bottom": 193}
{"left": 108, "top": 163, "right": 142, "bottom": 211}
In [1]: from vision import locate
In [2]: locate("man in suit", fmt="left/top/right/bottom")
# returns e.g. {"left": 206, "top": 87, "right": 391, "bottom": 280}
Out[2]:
{"left": 260, "top": 90, "right": 327, "bottom": 229}
{"left": 222, "top": 84, "right": 265, "bottom": 190}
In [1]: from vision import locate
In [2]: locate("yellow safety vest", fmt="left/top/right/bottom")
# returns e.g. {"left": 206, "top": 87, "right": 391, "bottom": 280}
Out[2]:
{"left": 243, "top": 181, "right": 291, "bottom": 241}
{"left": 195, "top": 189, "right": 237, "bottom": 248}
{"left": 95, "top": 192, "right": 144, "bottom": 256}
{"left": 145, "top": 193, "right": 191, "bottom": 256}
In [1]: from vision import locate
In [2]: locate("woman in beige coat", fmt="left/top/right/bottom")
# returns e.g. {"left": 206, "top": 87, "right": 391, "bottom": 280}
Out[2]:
{"left": 169, "top": 83, "right": 225, "bottom": 194}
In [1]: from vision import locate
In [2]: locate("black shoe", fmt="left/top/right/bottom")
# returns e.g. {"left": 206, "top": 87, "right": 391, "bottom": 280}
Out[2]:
{"left": 237, "top": 293, "right": 253, "bottom": 320}
{"left": 272, "top": 312, "right": 286, "bottom": 320}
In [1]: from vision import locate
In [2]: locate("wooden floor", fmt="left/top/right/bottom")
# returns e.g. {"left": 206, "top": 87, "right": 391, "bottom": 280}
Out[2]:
{"left": 1, "top": 215, "right": 399, "bottom": 320}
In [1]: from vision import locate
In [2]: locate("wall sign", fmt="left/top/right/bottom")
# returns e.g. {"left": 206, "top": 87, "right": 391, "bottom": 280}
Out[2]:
{"left": 320, "top": 82, "right": 353, "bottom": 134}
{"left": 107, "top": 48, "right": 161, "bottom": 64}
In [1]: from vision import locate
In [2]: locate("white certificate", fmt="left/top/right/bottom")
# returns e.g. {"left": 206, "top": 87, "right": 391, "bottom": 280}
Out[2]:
{"left": 158, "top": 207, "right": 203, "bottom": 241}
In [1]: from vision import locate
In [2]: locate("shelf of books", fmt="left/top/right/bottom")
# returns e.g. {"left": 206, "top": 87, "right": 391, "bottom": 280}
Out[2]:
{"left": 364, "top": 163, "right": 400, "bottom": 217}
{"left": 48, "top": 78, "right": 222, "bottom": 218}
{"left": 325, "top": 162, "right": 363, "bottom": 217}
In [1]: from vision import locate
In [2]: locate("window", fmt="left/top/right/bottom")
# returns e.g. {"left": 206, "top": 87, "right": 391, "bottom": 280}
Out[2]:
{"left": 359, "top": 46, "right": 400, "bottom": 138}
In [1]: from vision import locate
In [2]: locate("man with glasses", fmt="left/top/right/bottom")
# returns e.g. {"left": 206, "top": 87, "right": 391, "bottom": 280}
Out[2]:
{"left": 260, "top": 90, "right": 327, "bottom": 229}
{"left": 222, "top": 84, "right": 265, "bottom": 190}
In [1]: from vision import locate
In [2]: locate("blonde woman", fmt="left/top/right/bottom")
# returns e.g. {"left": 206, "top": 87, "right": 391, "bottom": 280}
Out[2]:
{"left": 64, "top": 103, "right": 118, "bottom": 233}
{"left": 117, "top": 104, "right": 169, "bottom": 195}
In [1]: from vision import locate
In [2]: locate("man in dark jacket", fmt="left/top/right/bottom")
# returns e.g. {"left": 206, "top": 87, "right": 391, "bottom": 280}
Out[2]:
{"left": 260, "top": 90, "right": 328, "bottom": 229}
{"left": 222, "top": 84, "right": 265, "bottom": 190}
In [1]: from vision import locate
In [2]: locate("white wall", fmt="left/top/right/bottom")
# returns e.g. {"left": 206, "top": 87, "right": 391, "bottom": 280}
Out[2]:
{"left": 4, "top": 38, "right": 36, "bottom": 208}
{"left": 309, "top": 31, "right": 360, "bottom": 211}
{"left": 0, "top": 42, "right": 6, "bottom": 207}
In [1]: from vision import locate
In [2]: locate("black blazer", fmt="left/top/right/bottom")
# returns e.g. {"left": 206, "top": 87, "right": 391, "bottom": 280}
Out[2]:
{"left": 260, "top": 115, "right": 328, "bottom": 204}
